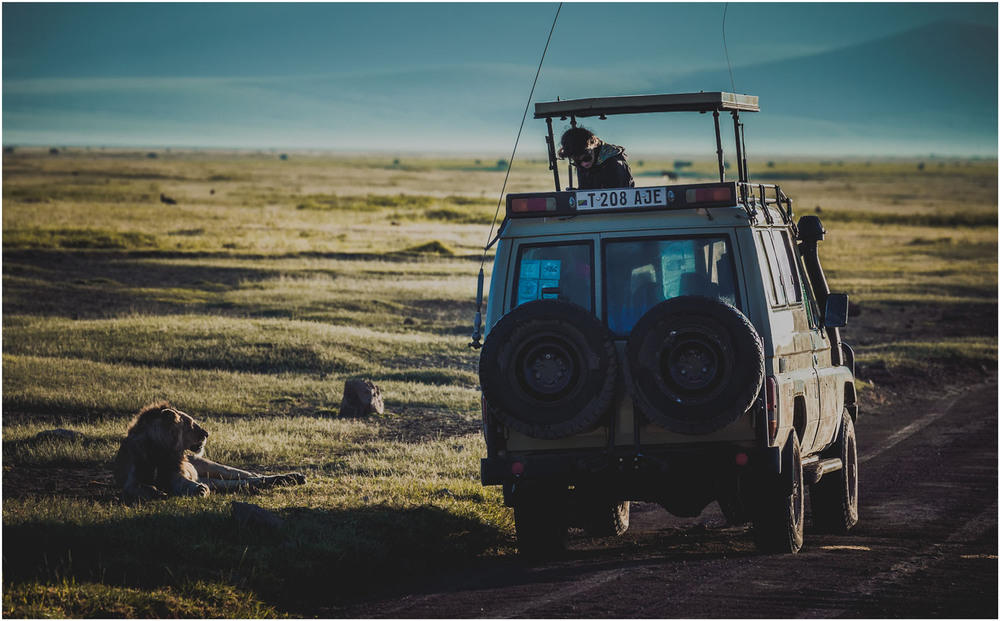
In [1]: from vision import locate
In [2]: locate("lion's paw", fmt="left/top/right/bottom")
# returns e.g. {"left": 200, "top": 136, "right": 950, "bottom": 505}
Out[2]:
{"left": 181, "top": 482, "right": 210, "bottom": 497}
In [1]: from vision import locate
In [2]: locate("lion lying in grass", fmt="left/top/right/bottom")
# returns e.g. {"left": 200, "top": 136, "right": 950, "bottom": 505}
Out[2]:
{"left": 113, "top": 401, "right": 305, "bottom": 505}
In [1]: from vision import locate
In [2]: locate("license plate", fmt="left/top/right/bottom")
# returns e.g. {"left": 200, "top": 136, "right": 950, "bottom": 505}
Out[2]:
{"left": 575, "top": 186, "right": 669, "bottom": 211}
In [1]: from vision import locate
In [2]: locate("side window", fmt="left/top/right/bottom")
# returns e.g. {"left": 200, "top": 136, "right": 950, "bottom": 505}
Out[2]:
{"left": 604, "top": 236, "right": 739, "bottom": 337}
{"left": 757, "top": 231, "right": 786, "bottom": 307}
{"left": 772, "top": 230, "right": 803, "bottom": 304}
{"left": 512, "top": 242, "right": 593, "bottom": 311}
{"left": 796, "top": 256, "right": 822, "bottom": 329}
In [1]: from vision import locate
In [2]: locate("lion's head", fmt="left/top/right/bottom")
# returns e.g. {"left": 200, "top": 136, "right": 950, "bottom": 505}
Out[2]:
{"left": 127, "top": 401, "right": 209, "bottom": 456}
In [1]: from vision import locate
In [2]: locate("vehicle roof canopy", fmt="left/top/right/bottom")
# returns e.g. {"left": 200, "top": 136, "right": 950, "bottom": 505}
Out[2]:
{"left": 534, "top": 92, "right": 759, "bottom": 119}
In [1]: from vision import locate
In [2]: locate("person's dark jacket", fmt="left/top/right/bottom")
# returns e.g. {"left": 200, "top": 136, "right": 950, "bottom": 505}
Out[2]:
{"left": 576, "top": 143, "right": 635, "bottom": 190}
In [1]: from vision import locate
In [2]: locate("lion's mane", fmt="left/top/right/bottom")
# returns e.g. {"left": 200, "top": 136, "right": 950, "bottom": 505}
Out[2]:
{"left": 113, "top": 401, "right": 209, "bottom": 502}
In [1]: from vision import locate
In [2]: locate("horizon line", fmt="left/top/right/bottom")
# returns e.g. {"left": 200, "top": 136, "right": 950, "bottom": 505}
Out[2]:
{"left": 3, "top": 144, "right": 996, "bottom": 161}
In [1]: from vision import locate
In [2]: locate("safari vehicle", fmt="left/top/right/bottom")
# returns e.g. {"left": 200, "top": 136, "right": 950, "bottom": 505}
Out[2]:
{"left": 474, "top": 92, "right": 859, "bottom": 555}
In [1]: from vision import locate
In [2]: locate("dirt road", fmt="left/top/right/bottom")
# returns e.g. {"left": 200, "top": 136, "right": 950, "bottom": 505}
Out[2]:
{"left": 328, "top": 381, "right": 997, "bottom": 618}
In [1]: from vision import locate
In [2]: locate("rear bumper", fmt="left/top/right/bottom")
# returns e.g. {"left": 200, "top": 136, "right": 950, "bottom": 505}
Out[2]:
{"left": 481, "top": 444, "right": 781, "bottom": 489}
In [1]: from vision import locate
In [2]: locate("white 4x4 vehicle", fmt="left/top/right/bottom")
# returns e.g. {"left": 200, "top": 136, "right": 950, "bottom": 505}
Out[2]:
{"left": 475, "top": 93, "right": 859, "bottom": 555}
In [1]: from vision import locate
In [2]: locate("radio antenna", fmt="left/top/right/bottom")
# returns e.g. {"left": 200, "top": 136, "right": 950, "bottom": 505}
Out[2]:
{"left": 470, "top": 2, "right": 563, "bottom": 349}
{"left": 723, "top": 3, "right": 736, "bottom": 93}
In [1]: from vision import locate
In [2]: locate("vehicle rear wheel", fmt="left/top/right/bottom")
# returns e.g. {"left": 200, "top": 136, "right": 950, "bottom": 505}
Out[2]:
{"left": 479, "top": 300, "right": 617, "bottom": 439}
{"left": 624, "top": 296, "right": 764, "bottom": 435}
{"left": 514, "top": 494, "right": 569, "bottom": 557}
{"left": 810, "top": 412, "right": 859, "bottom": 534}
{"left": 753, "top": 432, "right": 805, "bottom": 554}
{"left": 581, "top": 500, "right": 630, "bottom": 538}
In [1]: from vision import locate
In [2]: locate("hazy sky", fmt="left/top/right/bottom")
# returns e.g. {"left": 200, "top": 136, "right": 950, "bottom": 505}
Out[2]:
{"left": 3, "top": 2, "right": 997, "bottom": 156}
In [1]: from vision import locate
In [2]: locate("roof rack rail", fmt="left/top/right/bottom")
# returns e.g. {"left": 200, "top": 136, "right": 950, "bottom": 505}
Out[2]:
{"left": 738, "top": 182, "right": 795, "bottom": 228}
{"left": 534, "top": 92, "right": 759, "bottom": 119}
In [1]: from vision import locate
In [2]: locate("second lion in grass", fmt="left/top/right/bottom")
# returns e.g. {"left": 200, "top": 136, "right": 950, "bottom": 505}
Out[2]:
{"left": 113, "top": 401, "right": 305, "bottom": 505}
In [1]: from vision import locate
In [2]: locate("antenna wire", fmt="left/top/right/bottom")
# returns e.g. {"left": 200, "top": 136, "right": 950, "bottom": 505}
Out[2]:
{"left": 480, "top": 2, "right": 563, "bottom": 271}
{"left": 723, "top": 3, "right": 736, "bottom": 93}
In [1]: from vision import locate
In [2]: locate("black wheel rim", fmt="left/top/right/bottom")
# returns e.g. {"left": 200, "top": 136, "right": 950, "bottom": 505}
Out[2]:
{"left": 655, "top": 327, "right": 729, "bottom": 398}
{"left": 513, "top": 335, "right": 580, "bottom": 402}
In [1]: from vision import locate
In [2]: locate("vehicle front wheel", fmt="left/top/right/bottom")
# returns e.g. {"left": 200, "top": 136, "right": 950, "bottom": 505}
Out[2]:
{"left": 810, "top": 412, "right": 859, "bottom": 534}
{"left": 753, "top": 432, "right": 805, "bottom": 554}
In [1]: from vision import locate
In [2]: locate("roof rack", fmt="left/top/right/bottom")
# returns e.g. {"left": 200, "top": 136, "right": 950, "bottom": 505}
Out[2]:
{"left": 534, "top": 92, "right": 759, "bottom": 119}
{"left": 536, "top": 91, "right": 759, "bottom": 192}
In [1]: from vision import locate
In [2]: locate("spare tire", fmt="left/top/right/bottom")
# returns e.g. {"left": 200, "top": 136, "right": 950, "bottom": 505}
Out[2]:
{"left": 479, "top": 300, "right": 617, "bottom": 439}
{"left": 624, "top": 296, "right": 763, "bottom": 435}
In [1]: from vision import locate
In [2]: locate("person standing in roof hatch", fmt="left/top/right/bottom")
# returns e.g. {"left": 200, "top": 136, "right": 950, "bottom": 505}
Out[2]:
{"left": 558, "top": 126, "right": 635, "bottom": 190}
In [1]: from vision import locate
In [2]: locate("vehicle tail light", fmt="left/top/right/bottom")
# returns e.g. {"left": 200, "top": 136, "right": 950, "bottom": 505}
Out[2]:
{"left": 765, "top": 376, "right": 778, "bottom": 444}
{"left": 511, "top": 461, "right": 526, "bottom": 476}
{"left": 685, "top": 185, "right": 733, "bottom": 204}
{"left": 511, "top": 197, "right": 557, "bottom": 213}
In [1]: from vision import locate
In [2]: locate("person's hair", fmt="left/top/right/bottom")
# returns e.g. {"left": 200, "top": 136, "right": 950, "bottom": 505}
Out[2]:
{"left": 558, "top": 127, "right": 601, "bottom": 160}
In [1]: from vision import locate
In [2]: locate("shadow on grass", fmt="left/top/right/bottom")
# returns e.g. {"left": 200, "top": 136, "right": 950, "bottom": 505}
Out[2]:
{"left": 2, "top": 249, "right": 276, "bottom": 319}
{"left": 2, "top": 249, "right": 481, "bottom": 322}
{"left": 2, "top": 501, "right": 509, "bottom": 610}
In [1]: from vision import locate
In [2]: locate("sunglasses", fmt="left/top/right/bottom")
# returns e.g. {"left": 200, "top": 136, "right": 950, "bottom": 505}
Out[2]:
{"left": 572, "top": 150, "right": 594, "bottom": 164}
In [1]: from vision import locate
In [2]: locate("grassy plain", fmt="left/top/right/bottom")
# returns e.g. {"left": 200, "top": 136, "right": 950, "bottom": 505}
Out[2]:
{"left": 3, "top": 148, "right": 997, "bottom": 616}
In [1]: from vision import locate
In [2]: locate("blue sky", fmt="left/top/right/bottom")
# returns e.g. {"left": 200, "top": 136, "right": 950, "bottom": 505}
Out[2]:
{"left": 3, "top": 2, "right": 997, "bottom": 156}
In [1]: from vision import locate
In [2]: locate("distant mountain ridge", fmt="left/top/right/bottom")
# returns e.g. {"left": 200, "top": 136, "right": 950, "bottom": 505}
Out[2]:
{"left": 660, "top": 21, "right": 997, "bottom": 152}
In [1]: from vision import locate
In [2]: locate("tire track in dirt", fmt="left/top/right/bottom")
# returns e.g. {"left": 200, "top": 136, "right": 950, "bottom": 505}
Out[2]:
{"left": 859, "top": 385, "right": 967, "bottom": 464}
{"left": 483, "top": 567, "right": 629, "bottom": 618}
{"left": 800, "top": 500, "right": 998, "bottom": 619}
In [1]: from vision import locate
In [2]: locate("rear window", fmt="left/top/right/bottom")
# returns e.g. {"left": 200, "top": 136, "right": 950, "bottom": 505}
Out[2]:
{"left": 511, "top": 242, "right": 594, "bottom": 311}
{"left": 604, "top": 235, "right": 739, "bottom": 336}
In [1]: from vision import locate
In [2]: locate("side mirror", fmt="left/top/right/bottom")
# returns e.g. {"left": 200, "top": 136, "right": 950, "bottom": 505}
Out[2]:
{"left": 824, "top": 293, "right": 849, "bottom": 328}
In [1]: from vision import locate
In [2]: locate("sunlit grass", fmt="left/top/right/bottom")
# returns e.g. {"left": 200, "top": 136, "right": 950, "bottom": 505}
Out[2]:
{"left": 3, "top": 228, "right": 161, "bottom": 250}
{"left": 1, "top": 354, "right": 480, "bottom": 421}
{"left": 3, "top": 580, "right": 285, "bottom": 618}
{"left": 2, "top": 413, "right": 382, "bottom": 470}
{"left": 855, "top": 336, "right": 997, "bottom": 369}
{"left": 2, "top": 150, "right": 995, "bottom": 615}
{"left": 2, "top": 433, "right": 513, "bottom": 610}
{"left": 3, "top": 315, "right": 468, "bottom": 372}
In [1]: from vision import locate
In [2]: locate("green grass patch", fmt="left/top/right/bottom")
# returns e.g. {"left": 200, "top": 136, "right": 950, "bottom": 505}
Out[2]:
{"left": 2, "top": 315, "right": 465, "bottom": 376}
{"left": 2, "top": 580, "right": 284, "bottom": 618}
{"left": 296, "top": 193, "right": 435, "bottom": 211}
{"left": 295, "top": 193, "right": 495, "bottom": 224}
{"left": 4, "top": 228, "right": 160, "bottom": 250}
{"left": 2, "top": 434, "right": 512, "bottom": 610}
{"left": 2, "top": 412, "right": 380, "bottom": 470}
{"left": 403, "top": 240, "right": 456, "bottom": 256}
{"left": 855, "top": 336, "right": 997, "bottom": 370}
{"left": 815, "top": 209, "right": 997, "bottom": 228}
{"left": 2, "top": 183, "right": 157, "bottom": 205}
{"left": 421, "top": 207, "right": 495, "bottom": 225}
{"left": 1, "top": 354, "right": 479, "bottom": 422}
